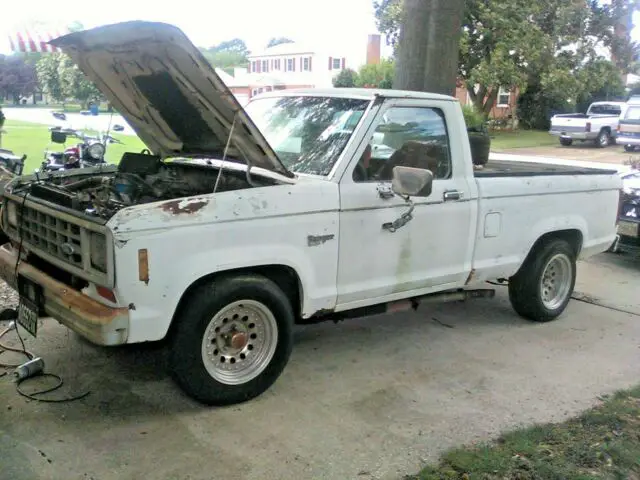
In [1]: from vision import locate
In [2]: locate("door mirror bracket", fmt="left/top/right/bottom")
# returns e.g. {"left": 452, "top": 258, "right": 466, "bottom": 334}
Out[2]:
{"left": 382, "top": 166, "right": 433, "bottom": 233}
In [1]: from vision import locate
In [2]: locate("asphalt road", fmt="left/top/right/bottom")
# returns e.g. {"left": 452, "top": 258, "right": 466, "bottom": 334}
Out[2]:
{"left": 2, "top": 107, "right": 136, "bottom": 136}
{"left": 0, "top": 251, "right": 638, "bottom": 480}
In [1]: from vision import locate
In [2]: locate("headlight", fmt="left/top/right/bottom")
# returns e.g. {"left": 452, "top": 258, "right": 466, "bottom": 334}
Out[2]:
{"left": 6, "top": 202, "right": 17, "bottom": 228}
{"left": 90, "top": 232, "right": 107, "bottom": 272}
{"left": 87, "top": 142, "right": 106, "bottom": 161}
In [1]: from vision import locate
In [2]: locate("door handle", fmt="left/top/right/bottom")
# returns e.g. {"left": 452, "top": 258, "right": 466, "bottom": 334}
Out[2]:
{"left": 443, "top": 190, "right": 463, "bottom": 201}
{"left": 377, "top": 183, "right": 395, "bottom": 200}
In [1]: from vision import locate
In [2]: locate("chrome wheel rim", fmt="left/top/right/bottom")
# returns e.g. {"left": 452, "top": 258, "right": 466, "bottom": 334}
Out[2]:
{"left": 201, "top": 300, "right": 278, "bottom": 385}
{"left": 599, "top": 134, "right": 608, "bottom": 146}
{"left": 540, "top": 254, "right": 573, "bottom": 310}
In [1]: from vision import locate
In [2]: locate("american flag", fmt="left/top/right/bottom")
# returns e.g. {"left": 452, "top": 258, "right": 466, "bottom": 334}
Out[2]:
{"left": 7, "top": 28, "right": 70, "bottom": 53}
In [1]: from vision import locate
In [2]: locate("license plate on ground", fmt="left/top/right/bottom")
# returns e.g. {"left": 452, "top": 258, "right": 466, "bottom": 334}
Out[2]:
{"left": 618, "top": 220, "right": 640, "bottom": 238}
{"left": 17, "top": 277, "right": 41, "bottom": 338}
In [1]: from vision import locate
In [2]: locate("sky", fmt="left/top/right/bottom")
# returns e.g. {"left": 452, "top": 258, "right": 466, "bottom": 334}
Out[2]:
{"left": 1, "top": 1, "right": 638, "bottom": 66}
{"left": 0, "top": 0, "right": 394, "bottom": 66}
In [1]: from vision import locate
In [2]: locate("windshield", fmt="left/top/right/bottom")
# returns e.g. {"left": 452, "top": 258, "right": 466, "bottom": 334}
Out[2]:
{"left": 245, "top": 95, "right": 370, "bottom": 175}
{"left": 588, "top": 104, "right": 621, "bottom": 115}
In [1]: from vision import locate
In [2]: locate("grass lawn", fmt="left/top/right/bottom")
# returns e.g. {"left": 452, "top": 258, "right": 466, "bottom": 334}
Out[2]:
{"left": 409, "top": 385, "right": 640, "bottom": 479}
{"left": 490, "top": 130, "right": 559, "bottom": 151}
{"left": 0, "top": 119, "right": 146, "bottom": 174}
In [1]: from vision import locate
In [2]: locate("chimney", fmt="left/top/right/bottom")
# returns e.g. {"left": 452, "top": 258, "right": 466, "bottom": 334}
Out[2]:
{"left": 366, "top": 34, "right": 381, "bottom": 65}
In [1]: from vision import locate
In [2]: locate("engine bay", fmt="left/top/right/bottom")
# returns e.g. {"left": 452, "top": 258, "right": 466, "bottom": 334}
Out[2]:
{"left": 20, "top": 152, "right": 276, "bottom": 220}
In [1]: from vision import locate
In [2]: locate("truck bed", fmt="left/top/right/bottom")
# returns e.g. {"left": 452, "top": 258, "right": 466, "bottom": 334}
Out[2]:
{"left": 474, "top": 160, "right": 617, "bottom": 177}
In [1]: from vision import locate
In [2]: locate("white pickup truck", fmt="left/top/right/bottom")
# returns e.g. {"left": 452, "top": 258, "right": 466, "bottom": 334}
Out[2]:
{"left": 0, "top": 22, "right": 622, "bottom": 405}
{"left": 549, "top": 101, "right": 625, "bottom": 147}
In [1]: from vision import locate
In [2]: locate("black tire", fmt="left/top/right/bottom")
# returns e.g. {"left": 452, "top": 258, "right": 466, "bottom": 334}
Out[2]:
{"left": 508, "top": 238, "right": 577, "bottom": 322}
{"left": 624, "top": 144, "right": 635, "bottom": 153}
{"left": 169, "top": 274, "right": 294, "bottom": 406}
{"left": 595, "top": 130, "right": 610, "bottom": 148}
{"left": 559, "top": 137, "right": 573, "bottom": 146}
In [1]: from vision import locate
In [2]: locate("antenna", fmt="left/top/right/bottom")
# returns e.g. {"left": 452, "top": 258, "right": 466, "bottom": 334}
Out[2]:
{"left": 213, "top": 113, "right": 238, "bottom": 194}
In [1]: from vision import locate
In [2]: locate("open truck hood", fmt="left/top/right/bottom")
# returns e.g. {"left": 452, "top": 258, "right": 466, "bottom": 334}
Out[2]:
{"left": 50, "top": 21, "right": 293, "bottom": 178}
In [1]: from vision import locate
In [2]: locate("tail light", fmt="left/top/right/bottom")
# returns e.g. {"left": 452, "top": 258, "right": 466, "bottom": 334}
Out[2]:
{"left": 586, "top": 122, "right": 591, "bottom": 132}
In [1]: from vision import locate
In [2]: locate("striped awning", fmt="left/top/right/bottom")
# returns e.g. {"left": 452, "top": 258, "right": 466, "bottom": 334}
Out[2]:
{"left": 7, "top": 28, "right": 69, "bottom": 53}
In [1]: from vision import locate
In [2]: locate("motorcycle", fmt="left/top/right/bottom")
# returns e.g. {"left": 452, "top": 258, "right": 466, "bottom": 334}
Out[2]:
{"left": 40, "top": 126, "right": 122, "bottom": 173}
{"left": 0, "top": 148, "right": 26, "bottom": 176}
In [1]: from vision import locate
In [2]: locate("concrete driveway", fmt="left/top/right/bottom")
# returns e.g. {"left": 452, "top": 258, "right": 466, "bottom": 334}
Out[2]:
{"left": 0, "top": 252, "right": 639, "bottom": 480}
{"left": 499, "top": 141, "right": 637, "bottom": 167}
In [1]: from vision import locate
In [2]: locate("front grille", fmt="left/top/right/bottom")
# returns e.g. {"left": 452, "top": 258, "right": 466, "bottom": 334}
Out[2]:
{"left": 18, "top": 205, "right": 85, "bottom": 267}
{"left": 5, "top": 197, "right": 113, "bottom": 287}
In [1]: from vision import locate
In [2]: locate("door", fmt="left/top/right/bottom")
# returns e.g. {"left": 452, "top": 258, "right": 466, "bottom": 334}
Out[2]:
{"left": 336, "top": 100, "right": 475, "bottom": 309}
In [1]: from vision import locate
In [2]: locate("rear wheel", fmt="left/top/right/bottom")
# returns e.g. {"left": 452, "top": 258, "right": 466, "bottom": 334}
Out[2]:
{"left": 559, "top": 137, "right": 573, "bottom": 146}
{"left": 508, "top": 239, "right": 577, "bottom": 322}
{"left": 624, "top": 144, "right": 636, "bottom": 152}
{"left": 169, "top": 274, "right": 294, "bottom": 405}
{"left": 596, "top": 130, "right": 610, "bottom": 148}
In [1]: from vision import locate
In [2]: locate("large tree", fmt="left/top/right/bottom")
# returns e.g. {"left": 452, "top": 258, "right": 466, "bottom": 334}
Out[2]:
{"left": 376, "top": 0, "right": 639, "bottom": 116}
{"left": 200, "top": 38, "right": 250, "bottom": 69}
{"left": 35, "top": 52, "right": 102, "bottom": 107}
{"left": 393, "top": 0, "right": 464, "bottom": 95}
{"left": 0, "top": 55, "right": 37, "bottom": 104}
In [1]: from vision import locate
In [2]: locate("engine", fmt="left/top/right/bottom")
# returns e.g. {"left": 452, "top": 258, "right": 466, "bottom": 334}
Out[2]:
{"left": 23, "top": 152, "right": 272, "bottom": 220}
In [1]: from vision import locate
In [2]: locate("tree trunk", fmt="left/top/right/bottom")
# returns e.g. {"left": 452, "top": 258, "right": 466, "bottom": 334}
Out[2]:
{"left": 393, "top": 0, "right": 465, "bottom": 96}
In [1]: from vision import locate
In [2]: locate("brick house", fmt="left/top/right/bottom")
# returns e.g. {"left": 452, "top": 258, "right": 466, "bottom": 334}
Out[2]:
{"left": 454, "top": 82, "right": 519, "bottom": 120}
{"left": 245, "top": 42, "right": 348, "bottom": 99}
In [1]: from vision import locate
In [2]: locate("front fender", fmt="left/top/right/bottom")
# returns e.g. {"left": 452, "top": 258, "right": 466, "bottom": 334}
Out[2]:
{"left": 107, "top": 181, "right": 340, "bottom": 344}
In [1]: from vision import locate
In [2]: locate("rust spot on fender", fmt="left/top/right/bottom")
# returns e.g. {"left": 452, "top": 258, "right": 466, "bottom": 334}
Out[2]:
{"left": 161, "top": 198, "right": 209, "bottom": 215}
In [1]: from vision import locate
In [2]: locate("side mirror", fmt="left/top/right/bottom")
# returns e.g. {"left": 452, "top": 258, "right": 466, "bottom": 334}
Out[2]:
{"left": 51, "top": 130, "right": 67, "bottom": 144}
{"left": 391, "top": 166, "right": 433, "bottom": 198}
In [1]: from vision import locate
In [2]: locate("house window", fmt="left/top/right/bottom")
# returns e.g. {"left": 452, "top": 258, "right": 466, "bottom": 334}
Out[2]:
{"left": 332, "top": 58, "right": 342, "bottom": 70}
{"left": 262, "top": 60, "right": 269, "bottom": 73}
{"left": 497, "top": 87, "right": 511, "bottom": 107}
{"left": 303, "top": 57, "right": 310, "bottom": 71}
{"left": 273, "top": 59, "right": 280, "bottom": 70}
{"left": 287, "top": 58, "right": 295, "bottom": 71}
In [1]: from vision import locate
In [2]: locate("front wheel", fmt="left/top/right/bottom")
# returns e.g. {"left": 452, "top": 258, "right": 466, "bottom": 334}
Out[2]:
{"left": 624, "top": 144, "right": 636, "bottom": 153}
{"left": 169, "top": 274, "right": 294, "bottom": 405}
{"left": 559, "top": 137, "right": 573, "bottom": 146}
{"left": 508, "top": 239, "right": 577, "bottom": 322}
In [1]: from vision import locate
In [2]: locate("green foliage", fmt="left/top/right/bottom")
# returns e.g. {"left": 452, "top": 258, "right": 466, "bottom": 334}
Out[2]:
{"left": 411, "top": 385, "right": 640, "bottom": 480}
{"left": 267, "top": 37, "right": 294, "bottom": 48}
{"left": 35, "top": 53, "right": 65, "bottom": 104}
{"left": 374, "top": 0, "right": 637, "bottom": 117}
{"left": 355, "top": 60, "right": 395, "bottom": 89}
{"left": 517, "top": 82, "right": 570, "bottom": 130}
{"left": 461, "top": 104, "right": 484, "bottom": 129}
{"left": 200, "top": 38, "right": 249, "bottom": 69}
{"left": 373, "top": 0, "right": 403, "bottom": 49}
{"left": 35, "top": 53, "right": 101, "bottom": 107}
{"left": 333, "top": 68, "right": 358, "bottom": 88}
{"left": 0, "top": 55, "right": 37, "bottom": 104}
{"left": 58, "top": 56, "right": 101, "bottom": 109}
